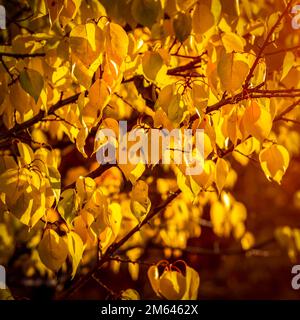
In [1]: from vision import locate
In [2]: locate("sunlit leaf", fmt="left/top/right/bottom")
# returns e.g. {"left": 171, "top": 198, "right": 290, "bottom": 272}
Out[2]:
{"left": 259, "top": 144, "right": 290, "bottom": 184}
{"left": 38, "top": 229, "right": 68, "bottom": 272}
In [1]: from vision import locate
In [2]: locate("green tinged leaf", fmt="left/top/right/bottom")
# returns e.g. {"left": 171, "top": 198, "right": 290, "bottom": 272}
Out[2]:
{"left": 58, "top": 189, "right": 77, "bottom": 227}
{"left": 38, "top": 229, "right": 68, "bottom": 272}
{"left": 19, "top": 68, "right": 44, "bottom": 103}
{"left": 48, "top": 167, "right": 61, "bottom": 204}
{"left": 67, "top": 231, "right": 84, "bottom": 278}
{"left": 173, "top": 12, "right": 192, "bottom": 42}
{"left": 131, "top": 0, "right": 162, "bottom": 28}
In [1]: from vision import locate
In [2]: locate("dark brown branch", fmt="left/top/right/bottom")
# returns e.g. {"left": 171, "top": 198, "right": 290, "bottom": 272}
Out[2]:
{"left": 120, "top": 237, "right": 276, "bottom": 256}
{"left": 264, "top": 45, "right": 300, "bottom": 56}
{"left": 56, "top": 189, "right": 181, "bottom": 299}
{"left": 167, "top": 51, "right": 207, "bottom": 76}
{"left": 0, "top": 56, "right": 14, "bottom": 80}
{"left": 244, "top": 0, "right": 293, "bottom": 88}
{"left": 274, "top": 98, "right": 300, "bottom": 120}
{"left": 109, "top": 256, "right": 156, "bottom": 266}
{"left": 62, "top": 163, "right": 116, "bottom": 191}
{"left": 250, "top": 88, "right": 300, "bottom": 94}
{"left": 0, "top": 52, "right": 46, "bottom": 58}
{"left": 203, "top": 88, "right": 300, "bottom": 115}
{"left": 0, "top": 93, "right": 81, "bottom": 140}
{"left": 275, "top": 117, "right": 300, "bottom": 125}
{"left": 92, "top": 274, "right": 118, "bottom": 298}
{"left": 180, "top": 237, "right": 276, "bottom": 256}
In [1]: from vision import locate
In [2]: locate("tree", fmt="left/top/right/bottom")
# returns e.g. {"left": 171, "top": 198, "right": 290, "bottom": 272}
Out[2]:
{"left": 0, "top": 0, "right": 300, "bottom": 300}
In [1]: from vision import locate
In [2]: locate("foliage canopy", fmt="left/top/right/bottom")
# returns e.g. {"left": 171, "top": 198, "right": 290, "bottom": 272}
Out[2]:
{"left": 1, "top": 0, "right": 300, "bottom": 300}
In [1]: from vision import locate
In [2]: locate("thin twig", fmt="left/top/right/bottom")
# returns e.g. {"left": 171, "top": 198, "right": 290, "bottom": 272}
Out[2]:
{"left": 244, "top": 0, "right": 293, "bottom": 88}
{"left": 276, "top": 117, "right": 300, "bottom": 125}
{"left": 274, "top": 98, "right": 300, "bottom": 120}
{"left": 56, "top": 189, "right": 181, "bottom": 299}
{"left": 92, "top": 274, "right": 117, "bottom": 298}
{"left": 0, "top": 52, "right": 46, "bottom": 58}
{"left": 109, "top": 256, "right": 156, "bottom": 266}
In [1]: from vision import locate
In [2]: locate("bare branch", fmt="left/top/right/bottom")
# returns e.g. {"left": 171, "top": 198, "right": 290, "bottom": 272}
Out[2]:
{"left": 0, "top": 52, "right": 46, "bottom": 58}
{"left": 275, "top": 117, "right": 300, "bottom": 125}
{"left": 109, "top": 256, "right": 156, "bottom": 266}
{"left": 274, "top": 98, "right": 300, "bottom": 120}
{"left": 264, "top": 44, "right": 300, "bottom": 56}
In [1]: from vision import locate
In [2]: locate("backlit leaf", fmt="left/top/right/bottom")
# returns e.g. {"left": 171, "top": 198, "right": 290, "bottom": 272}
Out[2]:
{"left": 19, "top": 68, "right": 44, "bottom": 103}
{"left": 67, "top": 231, "right": 85, "bottom": 278}
{"left": 38, "top": 229, "right": 68, "bottom": 272}
{"left": 259, "top": 144, "right": 290, "bottom": 184}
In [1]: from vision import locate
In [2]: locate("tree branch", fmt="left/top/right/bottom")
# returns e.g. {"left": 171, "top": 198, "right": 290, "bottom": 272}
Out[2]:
{"left": 56, "top": 189, "right": 181, "bottom": 299}
{"left": 275, "top": 117, "right": 300, "bottom": 125}
{"left": 167, "top": 51, "right": 207, "bottom": 76}
{"left": 264, "top": 44, "right": 300, "bottom": 56}
{"left": 244, "top": 0, "right": 293, "bottom": 88}
{"left": 0, "top": 92, "right": 81, "bottom": 140}
{"left": 62, "top": 163, "right": 116, "bottom": 191}
{"left": 0, "top": 52, "right": 46, "bottom": 58}
{"left": 118, "top": 237, "right": 276, "bottom": 256}
{"left": 274, "top": 98, "right": 300, "bottom": 120}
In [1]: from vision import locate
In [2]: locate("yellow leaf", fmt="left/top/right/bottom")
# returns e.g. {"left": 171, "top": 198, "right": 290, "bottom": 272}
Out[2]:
{"left": 45, "top": 208, "right": 60, "bottom": 224}
{"left": 192, "top": 3, "right": 214, "bottom": 34}
{"left": 167, "top": 93, "right": 185, "bottom": 125}
{"left": 58, "top": 189, "right": 77, "bottom": 226}
{"left": 70, "top": 22, "right": 104, "bottom": 67}
{"left": 147, "top": 261, "right": 200, "bottom": 300}
{"left": 76, "top": 125, "right": 89, "bottom": 158}
{"left": 191, "top": 160, "right": 215, "bottom": 191}
{"left": 159, "top": 270, "right": 186, "bottom": 300}
{"left": 241, "top": 231, "right": 255, "bottom": 250}
{"left": 215, "top": 158, "right": 229, "bottom": 193}
{"left": 72, "top": 58, "right": 94, "bottom": 89}
{"left": 243, "top": 100, "right": 272, "bottom": 141}
{"left": 38, "top": 229, "right": 68, "bottom": 272}
{"left": 121, "top": 289, "right": 140, "bottom": 300}
{"left": 17, "top": 141, "right": 34, "bottom": 165}
{"left": 281, "top": 52, "right": 295, "bottom": 81}
{"left": 210, "top": 201, "right": 228, "bottom": 237}
{"left": 74, "top": 211, "right": 97, "bottom": 247}
{"left": 259, "top": 144, "right": 290, "bottom": 184}
{"left": 86, "top": 79, "right": 111, "bottom": 121}
{"left": 221, "top": 32, "right": 245, "bottom": 53}
{"left": 107, "top": 23, "right": 129, "bottom": 60}
{"left": 217, "top": 51, "right": 249, "bottom": 93}
{"left": 118, "top": 162, "right": 146, "bottom": 184}
{"left": 130, "top": 180, "right": 151, "bottom": 221}
{"left": 182, "top": 266, "right": 200, "bottom": 300}
{"left": 97, "top": 202, "right": 122, "bottom": 253}
{"left": 142, "top": 51, "right": 163, "bottom": 82}
{"left": 67, "top": 231, "right": 85, "bottom": 278}
{"left": 76, "top": 176, "right": 96, "bottom": 205}
{"left": 48, "top": 166, "right": 61, "bottom": 204}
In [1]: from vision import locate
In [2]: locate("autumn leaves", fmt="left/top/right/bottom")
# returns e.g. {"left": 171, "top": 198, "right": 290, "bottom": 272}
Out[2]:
{"left": 0, "top": 0, "right": 299, "bottom": 300}
{"left": 148, "top": 260, "right": 200, "bottom": 300}
{"left": 0, "top": 141, "right": 60, "bottom": 228}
